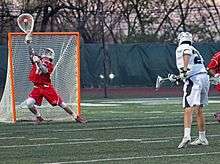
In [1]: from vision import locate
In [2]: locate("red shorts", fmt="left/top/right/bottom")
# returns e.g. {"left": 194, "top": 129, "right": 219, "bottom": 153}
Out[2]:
{"left": 215, "top": 84, "right": 220, "bottom": 92}
{"left": 29, "top": 84, "right": 63, "bottom": 106}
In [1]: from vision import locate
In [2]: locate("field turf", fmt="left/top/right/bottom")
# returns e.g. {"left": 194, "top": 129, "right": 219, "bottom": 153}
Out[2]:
{"left": 0, "top": 97, "right": 219, "bottom": 164}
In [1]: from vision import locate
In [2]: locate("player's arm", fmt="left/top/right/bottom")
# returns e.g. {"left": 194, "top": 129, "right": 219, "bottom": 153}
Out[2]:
{"left": 34, "top": 59, "right": 48, "bottom": 74}
{"left": 25, "top": 34, "right": 48, "bottom": 73}
{"left": 180, "top": 49, "right": 191, "bottom": 79}
{"left": 207, "top": 68, "right": 215, "bottom": 77}
{"left": 27, "top": 47, "right": 48, "bottom": 74}
{"left": 207, "top": 57, "right": 218, "bottom": 77}
{"left": 183, "top": 50, "right": 190, "bottom": 70}
{"left": 25, "top": 34, "right": 39, "bottom": 63}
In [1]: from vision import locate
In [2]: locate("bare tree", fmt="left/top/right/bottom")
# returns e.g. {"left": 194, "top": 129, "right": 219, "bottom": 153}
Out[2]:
{"left": 1, "top": 0, "right": 220, "bottom": 44}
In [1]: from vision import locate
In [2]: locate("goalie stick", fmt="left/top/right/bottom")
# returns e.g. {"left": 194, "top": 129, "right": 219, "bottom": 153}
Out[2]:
{"left": 17, "top": 13, "right": 34, "bottom": 35}
{"left": 17, "top": 13, "right": 39, "bottom": 72}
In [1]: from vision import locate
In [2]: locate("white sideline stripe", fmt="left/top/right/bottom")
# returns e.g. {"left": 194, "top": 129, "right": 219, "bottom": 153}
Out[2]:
{"left": 0, "top": 133, "right": 12, "bottom": 136}
{"left": 43, "top": 152, "right": 220, "bottom": 164}
{"left": 65, "top": 138, "right": 94, "bottom": 141}
{"left": 0, "top": 137, "right": 25, "bottom": 140}
{"left": 149, "top": 116, "right": 160, "bottom": 119}
{"left": 209, "top": 100, "right": 220, "bottom": 103}
{"left": 53, "top": 121, "right": 218, "bottom": 132}
{"left": 115, "top": 139, "right": 142, "bottom": 142}
{"left": 81, "top": 98, "right": 220, "bottom": 106}
{"left": 144, "top": 111, "right": 164, "bottom": 114}
{"left": 0, "top": 139, "right": 167, "bottom": 148}
{"left": 141, "top": 140, "right": 169, "bottom": 143}
{"left": 1, "top": 134, "right": 220, "bottom": 148}
{"left": 89, "top": 112, "right": 217, "bottom": 122}
{"left": 142, "top": 134, "right": 220, "bottom": 140}
{"left": 81, "top": 103, "right": 120, "bottom": 107}
{"left": 115, "top": 134, "right": 220, "bottom": 143}
{"left": 29, "top": 138, "right": 94, "bottom": 141}
{"left": 29, "top": 137, "right": 59, "bottom": 141}
{"left": 109, "top": 111, "right": 136, "bottom": 113}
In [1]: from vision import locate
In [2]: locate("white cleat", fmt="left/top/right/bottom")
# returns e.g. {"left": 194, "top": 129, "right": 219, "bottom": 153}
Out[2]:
{"left": 190, "top": 138, "right": 209, "bottom": 146}
{"left": 177, "top": 137, "right": 191, "bottom": 149}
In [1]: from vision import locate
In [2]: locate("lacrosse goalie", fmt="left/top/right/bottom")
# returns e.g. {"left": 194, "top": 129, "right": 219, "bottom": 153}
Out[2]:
{"left": 23, "top": 34, "right": 87, "bottom": 124}
{"left": 169, "top": 32, "right": 209, "bottom": 148}
{"left": 207, "top": 50, "right": 220, "bottom": 122}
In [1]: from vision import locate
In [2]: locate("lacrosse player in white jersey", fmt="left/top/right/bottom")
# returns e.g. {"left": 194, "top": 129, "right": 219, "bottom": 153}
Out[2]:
{"left": 172, "top": 32, "right": 209, "bottom": 148}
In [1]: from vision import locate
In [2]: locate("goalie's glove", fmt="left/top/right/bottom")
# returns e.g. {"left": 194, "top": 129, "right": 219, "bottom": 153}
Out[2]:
{"left": 168, "top": 74, "right": 177, "bottom": 82}
{"left": 75, "top": 114, "right": 87, "bottom": 124}
{"left": 32, "top": 55, "right": 40, "bottom": 63}
{"left": 25, "top": 33, "right": 32, "bottom": 44}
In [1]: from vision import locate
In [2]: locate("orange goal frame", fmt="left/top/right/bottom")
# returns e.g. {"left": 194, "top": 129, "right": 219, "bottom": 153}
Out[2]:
{"left": 7, "top": 32, "right": 81, "bottom": 123}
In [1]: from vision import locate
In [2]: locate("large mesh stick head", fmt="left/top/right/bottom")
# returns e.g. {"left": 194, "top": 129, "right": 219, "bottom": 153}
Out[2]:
{"left": 155, "top": 76, "right": 163, "bottom": 91}
{"left": 17, "top": 13, "right": 34, "bottom": 34}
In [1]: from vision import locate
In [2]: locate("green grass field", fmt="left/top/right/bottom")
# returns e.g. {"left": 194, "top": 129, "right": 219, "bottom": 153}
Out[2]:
{"left": 0, "top": 97, "right": 219, "bottom": 164}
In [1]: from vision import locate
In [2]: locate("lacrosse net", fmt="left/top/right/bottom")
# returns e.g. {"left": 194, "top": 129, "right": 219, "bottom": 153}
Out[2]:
{"left": 0, "top": 32, "right": 81, "bottom": 123}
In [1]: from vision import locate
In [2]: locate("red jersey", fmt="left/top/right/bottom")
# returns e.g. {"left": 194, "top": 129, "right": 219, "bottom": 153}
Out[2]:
{"left": 207, "top": 51, "right": 220, "bottom": 91}
{"left": 207, "top": 51, "right": 220, "bottom": 74}
{"left": 29, "top": 59, "right": 54, "bottom": 85}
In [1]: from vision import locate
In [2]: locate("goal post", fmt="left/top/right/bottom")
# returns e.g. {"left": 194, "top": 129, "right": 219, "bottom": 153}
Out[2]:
{"left": 0, "top": 32, "right": 81, "bottom": 123}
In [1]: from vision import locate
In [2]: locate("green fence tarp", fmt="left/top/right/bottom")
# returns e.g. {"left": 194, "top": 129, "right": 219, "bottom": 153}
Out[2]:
{"left": 1, "top": 42, "right": 220, "bottom": 90}
{"left": 81, "top": 42, "right": 220, "bottom": 87}
{"left": 0, "top": 45, "right": 7, "bottom": 99}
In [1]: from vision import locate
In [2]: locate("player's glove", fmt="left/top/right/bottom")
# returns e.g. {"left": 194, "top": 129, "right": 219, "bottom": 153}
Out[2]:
{"left": 75, "top": 114, "right": 87, "bottom": 124}
{"left": 179, "top": 69, "right": 189, "bottom": 80}
{"left": 32, "top": 55, "right": 40, "bottom": 63}
{"left": 168, "top": 74, "right": 177, "bottom": 82}
{"left": 214, "top": 73, "right": 220, "bottom": 78}
{"left": 25, "top": 33, "right": 32, "bottom": 44}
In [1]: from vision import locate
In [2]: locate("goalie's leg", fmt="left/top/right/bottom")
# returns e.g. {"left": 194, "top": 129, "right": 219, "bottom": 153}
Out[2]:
{"left": 43, "top": 85, "right": 87, "bottom": 123}
{"left": 26, "top": 97, "right": 44, "bottom": 123}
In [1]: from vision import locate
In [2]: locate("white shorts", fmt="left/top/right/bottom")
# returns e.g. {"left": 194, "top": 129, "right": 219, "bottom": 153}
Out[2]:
{"left": 183, "top": 73, "right": 209, "bottom": 108}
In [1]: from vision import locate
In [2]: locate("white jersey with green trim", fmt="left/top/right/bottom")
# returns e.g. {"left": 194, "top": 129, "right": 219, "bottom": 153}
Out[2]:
{"left": 176, "top": 44, "right": 207, "bottom": 78}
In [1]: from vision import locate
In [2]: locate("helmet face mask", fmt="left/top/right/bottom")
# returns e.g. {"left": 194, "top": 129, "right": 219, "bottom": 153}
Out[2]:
{"left": 178, "top": 32, "right": 193, "bottom": 45}
{"left": 41, "top": 48, "right": 55, "bottom": 60}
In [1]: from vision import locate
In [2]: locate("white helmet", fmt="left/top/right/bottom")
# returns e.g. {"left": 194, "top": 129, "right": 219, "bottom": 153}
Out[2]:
{"left": 41, "top": 48, "right": 55, "bottom": 60}
{"left": 177, "top": 32, "right": 193, "bottom": 45}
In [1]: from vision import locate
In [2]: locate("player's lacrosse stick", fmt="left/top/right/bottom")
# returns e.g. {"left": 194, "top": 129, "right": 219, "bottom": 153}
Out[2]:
{"left": 155, "top": 74, "right": 180, "bottom": 91}
{"left": 155, "top": 76, "right": 170, "bottom": 91}
{"left": 17, "top": 13, "right": 34, "bottom": 35}
{"left": 17, "top": 13, "right": 39, "bottom": 70}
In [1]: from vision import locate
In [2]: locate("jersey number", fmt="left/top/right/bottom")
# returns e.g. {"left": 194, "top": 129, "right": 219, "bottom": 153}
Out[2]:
{"left": 193, "top": 50, "right": 202, "bottom": 64}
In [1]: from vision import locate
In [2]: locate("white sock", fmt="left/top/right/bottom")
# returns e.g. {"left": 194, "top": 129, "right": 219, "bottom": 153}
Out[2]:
{"left": 35, "top": 108, "right": 41, "bottom": 117}
{"left": 71, "top": 114, "right": 77, "bottom": 120}
{"left": 199, "top": 131, "right": 206, "bottom": 140}
{"left": 184, "top": 128, "right": 191, "bottom": 138}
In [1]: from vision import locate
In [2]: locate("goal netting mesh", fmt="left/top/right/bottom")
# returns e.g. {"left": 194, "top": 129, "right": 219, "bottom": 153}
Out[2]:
{"left": 0, "top": 32, "right": 80, "bottom": 123}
